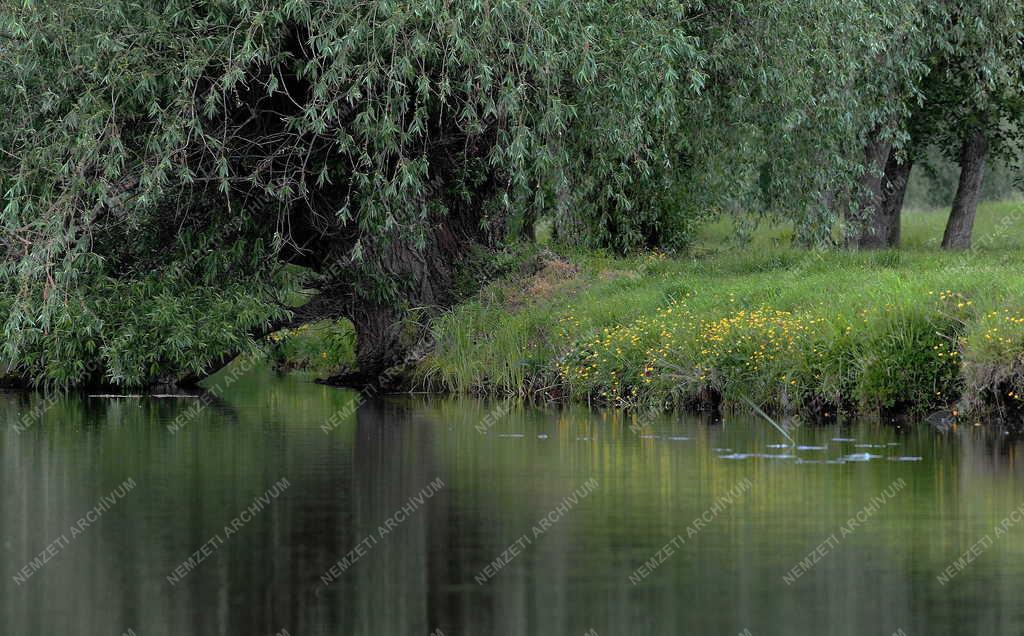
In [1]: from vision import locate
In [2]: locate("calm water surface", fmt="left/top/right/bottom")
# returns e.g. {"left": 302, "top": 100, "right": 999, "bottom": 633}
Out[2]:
{"left": 3, "top": 365, "right": 1024, "bottom": 635}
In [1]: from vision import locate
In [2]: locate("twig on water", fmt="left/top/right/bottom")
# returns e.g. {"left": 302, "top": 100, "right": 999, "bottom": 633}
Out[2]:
{"left": 741, "top": 396, "right": 794, "bottom": 447}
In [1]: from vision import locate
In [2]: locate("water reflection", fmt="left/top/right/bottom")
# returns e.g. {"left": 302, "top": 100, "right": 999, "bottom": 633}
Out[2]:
{"left": 2, "top": 367, "right": 1024, "bottom": 635}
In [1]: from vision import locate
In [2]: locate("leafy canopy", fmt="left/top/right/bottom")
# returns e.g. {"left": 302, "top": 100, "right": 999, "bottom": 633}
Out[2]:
{"left": 0, "top": 0, "right": 935, "bottom": 387}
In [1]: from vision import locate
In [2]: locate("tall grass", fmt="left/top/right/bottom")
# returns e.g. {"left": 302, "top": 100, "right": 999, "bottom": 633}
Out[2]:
{"left": 418, "top": 201, "right": 1024, "bottom": 418}
{"left": 266, "top": 319, "right": 355, "bottom": 375}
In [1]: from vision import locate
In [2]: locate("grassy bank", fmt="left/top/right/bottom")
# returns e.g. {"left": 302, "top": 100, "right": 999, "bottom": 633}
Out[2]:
{"left": 417, "top": 201, "right": 1024, "bottom": 419}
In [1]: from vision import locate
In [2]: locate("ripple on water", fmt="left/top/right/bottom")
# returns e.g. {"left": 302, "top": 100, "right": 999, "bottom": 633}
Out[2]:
{"left": 842, "top": 452, "right": 883, "bottom": 462}
{"left": 720, "top": 453, "right": 794, "bottom": 460}
{"left": 719, "top": 453, "right": 750, "bottom": 460}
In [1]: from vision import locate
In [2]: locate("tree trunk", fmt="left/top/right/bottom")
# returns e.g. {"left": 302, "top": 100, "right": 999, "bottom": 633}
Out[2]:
{"left": 330, "top": 226, "right": 460, "bottom": 389}
{"left": 942, "top": 129, "right": 988, "bottom": 250}
{"left": 177, "top": 215, "right": 477, "bottom": 391}
{"left": 878, "top": 152, "right": 913, "bottom": 248}
{"left": 520, "top": 207, "right": 538, "bottom": 242}
{"left": 850, "top": 131, "right": 893, "bottom": 249}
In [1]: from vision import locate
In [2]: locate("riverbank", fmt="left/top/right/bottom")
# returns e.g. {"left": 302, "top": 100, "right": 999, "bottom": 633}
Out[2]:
{"left": 416, "top": 202, "right": 1024, "bottom": 420}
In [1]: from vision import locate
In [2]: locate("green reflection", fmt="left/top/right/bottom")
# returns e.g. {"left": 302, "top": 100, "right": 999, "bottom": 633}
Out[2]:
{"left": 3, "top": 367, "right": 1024, "bottom": 635}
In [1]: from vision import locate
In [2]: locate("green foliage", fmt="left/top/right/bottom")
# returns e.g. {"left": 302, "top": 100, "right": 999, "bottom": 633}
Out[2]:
{"left": 266, "top": 320, "right": 356, "bottom": 376}
{"left": 905, "top": 1, "right": 1024, "bottom": 163}
{"left": 0, "top": 0, "right": 712, "bottom": 385}
{"left": 2, "top": 0, "right": 1021, "bottom": 387}
{"left": 1, "top": 250, "right": 295, "bottom": 388}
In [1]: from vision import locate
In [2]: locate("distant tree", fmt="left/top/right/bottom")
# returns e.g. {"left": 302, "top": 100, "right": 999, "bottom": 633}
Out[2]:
{"left": 845, "top": 1, "right": 1024, "bottom": 251}
{"left": 923, "top": 3, "right": 1024, "bottom": 249}
{"left": 842, "top": 1, "right": 940, "bottom": 250}
{"left": 774, "top": 0, "right": 928, "bottom": 250}
{"left": 852, "top": 1, "right": 1024, "bottom": 250}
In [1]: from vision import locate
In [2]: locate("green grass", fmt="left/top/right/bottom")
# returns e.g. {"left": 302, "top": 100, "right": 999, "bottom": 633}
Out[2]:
{"left": 266, "top": 319, "right": 356, "bottom": 376}
{"left": 417, "top": 201, "right": 1024, "bottom": 419}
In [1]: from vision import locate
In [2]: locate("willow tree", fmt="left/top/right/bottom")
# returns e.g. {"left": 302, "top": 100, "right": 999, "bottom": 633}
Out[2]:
{"left": 0, "top": 0, "right": 929, "bottom": 388}
{"left": 672, "top": 0, "right": 926, "bottom": 248}
{"left": 848, "top": 0, "right": 1024, "bottom": 250}
{"left": 923, "top": 1, "right": 1024, "bottom": 250}
{"left": 0, "top": 0, "right": 708, "bottom": 388}
{"left": 682, "top": 0, "right": 929, "bottom": 249}
{"left": 835, "top": 1, "right": 935, "bottom": 250}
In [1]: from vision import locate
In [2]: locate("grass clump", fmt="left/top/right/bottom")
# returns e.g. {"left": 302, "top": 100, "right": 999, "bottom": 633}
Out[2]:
{"left": 418, "top": 202, "right": 1024, "bottom": 419}
{"left": 266, "top": 320, "right": 356, "bottom": 376}
{"left": 960, "top": 309, "right": 1024, "bottom": 416}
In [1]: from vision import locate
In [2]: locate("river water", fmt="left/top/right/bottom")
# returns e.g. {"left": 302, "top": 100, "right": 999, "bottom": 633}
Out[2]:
{"left": 3, "top": 365, "right": 1024, "bottom": 635}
